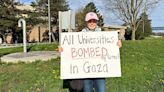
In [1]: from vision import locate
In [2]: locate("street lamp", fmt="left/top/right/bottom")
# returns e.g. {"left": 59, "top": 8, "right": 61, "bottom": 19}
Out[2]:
{"left": 48, "top": 0, "right": 51, "bottom": 43}
{"left": 18, "top": 19, "right": 27, "bottom": 53}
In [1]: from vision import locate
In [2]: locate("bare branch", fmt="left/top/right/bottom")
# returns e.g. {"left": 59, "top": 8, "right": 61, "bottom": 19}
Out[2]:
{"left": 102, "top": 0, "right": 160, "bottom": 40}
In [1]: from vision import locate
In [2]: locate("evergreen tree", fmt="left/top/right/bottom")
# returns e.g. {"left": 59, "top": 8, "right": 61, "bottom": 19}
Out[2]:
{"left": 36, "top": 0, "right": 69, "bottom": 25}
{"left": 31, "top": 1, "right": 37, "bottom": 8}
{"left": 135, "top": 24, "right": 144, "bottom": 40}
{"left": 124, "top": 12, "right": 152, "bottom": 40}
{"left": 141, "top": 12, "right": 152, "bottom": 37}
{"left": 0, "top": 0, "right": 19, "bottom": 43}
{"left": 51, "top": 0, "right": 69, "bottom": 25}
{"left": 136, "top": 12, "right": 152, "bottom": 40}
{"left": 76, "top": 2, "right": 104, "bottom": 31}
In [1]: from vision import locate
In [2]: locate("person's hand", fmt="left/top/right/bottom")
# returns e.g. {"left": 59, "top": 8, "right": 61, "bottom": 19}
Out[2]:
{"left": 58, "top": 46, "right": 63, "bottom": 53}
{"left": 117, "top": 40, "right": 122, "bottom": 48}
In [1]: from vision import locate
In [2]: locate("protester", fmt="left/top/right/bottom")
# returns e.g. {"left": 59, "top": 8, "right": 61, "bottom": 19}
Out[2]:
{"left": 82, "top": 12, "right": 122, "bottom": 92}
{"left": 59, "top": 12, "right": 122, "bottom": 92}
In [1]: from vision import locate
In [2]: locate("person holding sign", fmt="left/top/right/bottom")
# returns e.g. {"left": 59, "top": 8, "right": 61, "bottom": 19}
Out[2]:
{"left": 81, "top": 12, "right": 122, "bottom": 92}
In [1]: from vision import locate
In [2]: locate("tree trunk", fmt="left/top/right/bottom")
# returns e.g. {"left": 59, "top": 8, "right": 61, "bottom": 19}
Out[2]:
{"left": 131, "top": 29, "right": 136, "bottom": 40}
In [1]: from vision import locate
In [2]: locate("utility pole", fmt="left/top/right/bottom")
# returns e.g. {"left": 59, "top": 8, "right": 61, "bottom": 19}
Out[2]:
{"left": 48, "top": 0, "right": 51, "bottom": 43}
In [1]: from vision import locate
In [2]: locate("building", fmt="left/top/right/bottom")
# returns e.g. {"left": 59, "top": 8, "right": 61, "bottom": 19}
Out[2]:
{"left": 28, "top": 24, "right": 58, "bottom": 42}
{"left": 103, "top": 24, "right": 127, "bottom": 40}
{"left": 15, "top": 5, "right": 52, "bottom": 43}
{"left": 152, "top": 27, "right": 164, "bottom": 33}
{"left": 15, "top": 5, "right": 35, "bottom": 18}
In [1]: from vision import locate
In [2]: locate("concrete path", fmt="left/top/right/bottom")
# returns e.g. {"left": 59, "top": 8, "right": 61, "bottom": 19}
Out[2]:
{"left": 0, "top": 42, "right": 52, "bottom": 49}
{"left": 1, "top": 51, "right": 60, "bottom": 63}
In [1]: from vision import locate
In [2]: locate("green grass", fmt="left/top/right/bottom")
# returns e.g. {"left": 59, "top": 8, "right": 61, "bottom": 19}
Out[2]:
{"left": 107, "top": 37, "right": 164, "bottom": 92}
{"left": 0, "top": 38, "right": 164, "bottom": 92}
{"left": 0, "top": 59, "right": 64, "bottom": 92}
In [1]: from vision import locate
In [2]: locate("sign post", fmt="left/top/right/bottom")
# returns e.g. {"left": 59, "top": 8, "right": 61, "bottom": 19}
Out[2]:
{"left": 58, "top": 10, "right": 75, "bottom": 45}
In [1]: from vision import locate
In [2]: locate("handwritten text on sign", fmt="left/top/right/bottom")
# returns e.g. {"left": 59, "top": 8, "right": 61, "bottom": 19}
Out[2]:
{"left": 60, "top": 31, "right": 121, "bottom": 79}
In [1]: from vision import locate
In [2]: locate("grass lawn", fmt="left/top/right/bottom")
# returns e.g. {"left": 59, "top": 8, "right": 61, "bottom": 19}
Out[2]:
{"left": 0, "top": 38, "right": 164, "bottom": 92}
{"left": 107, "top": 37, "right": 164, "bottom": 92}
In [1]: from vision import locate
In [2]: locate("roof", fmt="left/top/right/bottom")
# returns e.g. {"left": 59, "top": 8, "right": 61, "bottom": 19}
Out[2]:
{"left": 15, "top": 5, "right": 35, "bottom": 11}
{"left": 103, "top": 24, "right": 127, "bottom": 29}
{"left": 152, "top": 27, "right": 164, "bottom": 30}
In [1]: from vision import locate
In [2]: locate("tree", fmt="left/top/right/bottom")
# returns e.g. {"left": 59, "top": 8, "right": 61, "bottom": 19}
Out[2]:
{"left": 103, "top": 0, "right": 160, "bottom": 40}
{"left": 135, "top": 12, "right": 152, "bottom": 40}
{"left": 0, "top": 0, "right": 19, "bottom": 43}
{"left": 141, "top": 12, "right": 152, "bottom": 37}
{"left": 135, "top": 24, "right": 144, "bottom": 40}
{"left": 30, "top": 0, "right": 69, "bottom": 42}
{"left": 76, "top": 2, "right": 104, "bottom": 31}
{"left": 36, "top": 0, "right": 69, "bottom": 25}
{"left": 124, "top": 12, "right": 152, "bottom": 40}
{"left": 31, "top": 1, "right": 37, "bottom": 8}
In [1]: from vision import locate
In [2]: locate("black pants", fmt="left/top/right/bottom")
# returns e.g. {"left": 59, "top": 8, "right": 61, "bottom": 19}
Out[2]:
{"left": 63, "top": 79, "right": 83, "bottom": 92}
{"left": 69, "top": 88, "right": 83, "bottom": 92}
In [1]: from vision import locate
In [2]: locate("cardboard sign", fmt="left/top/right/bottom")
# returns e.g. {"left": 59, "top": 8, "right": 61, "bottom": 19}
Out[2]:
{"left": 60, "top": 31, "right": 121, "bottom": 79}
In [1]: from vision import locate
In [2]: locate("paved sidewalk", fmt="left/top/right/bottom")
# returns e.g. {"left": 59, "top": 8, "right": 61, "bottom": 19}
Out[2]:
{"left": 0, "top": 42, "right": 53, "bottom": 49}
{"left": 1, "top": 51, "right": 60, "bottom": 63}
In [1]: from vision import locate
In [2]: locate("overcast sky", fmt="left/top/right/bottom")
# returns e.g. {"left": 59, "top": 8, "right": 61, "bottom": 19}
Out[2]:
{"left": 19, "top": 0, "right": 164, "bottom": 27}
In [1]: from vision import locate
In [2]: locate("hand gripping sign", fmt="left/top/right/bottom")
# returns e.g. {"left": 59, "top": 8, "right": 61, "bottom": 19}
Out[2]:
{"left": 60, "top": 31, "right": 121, "bottom": 79}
